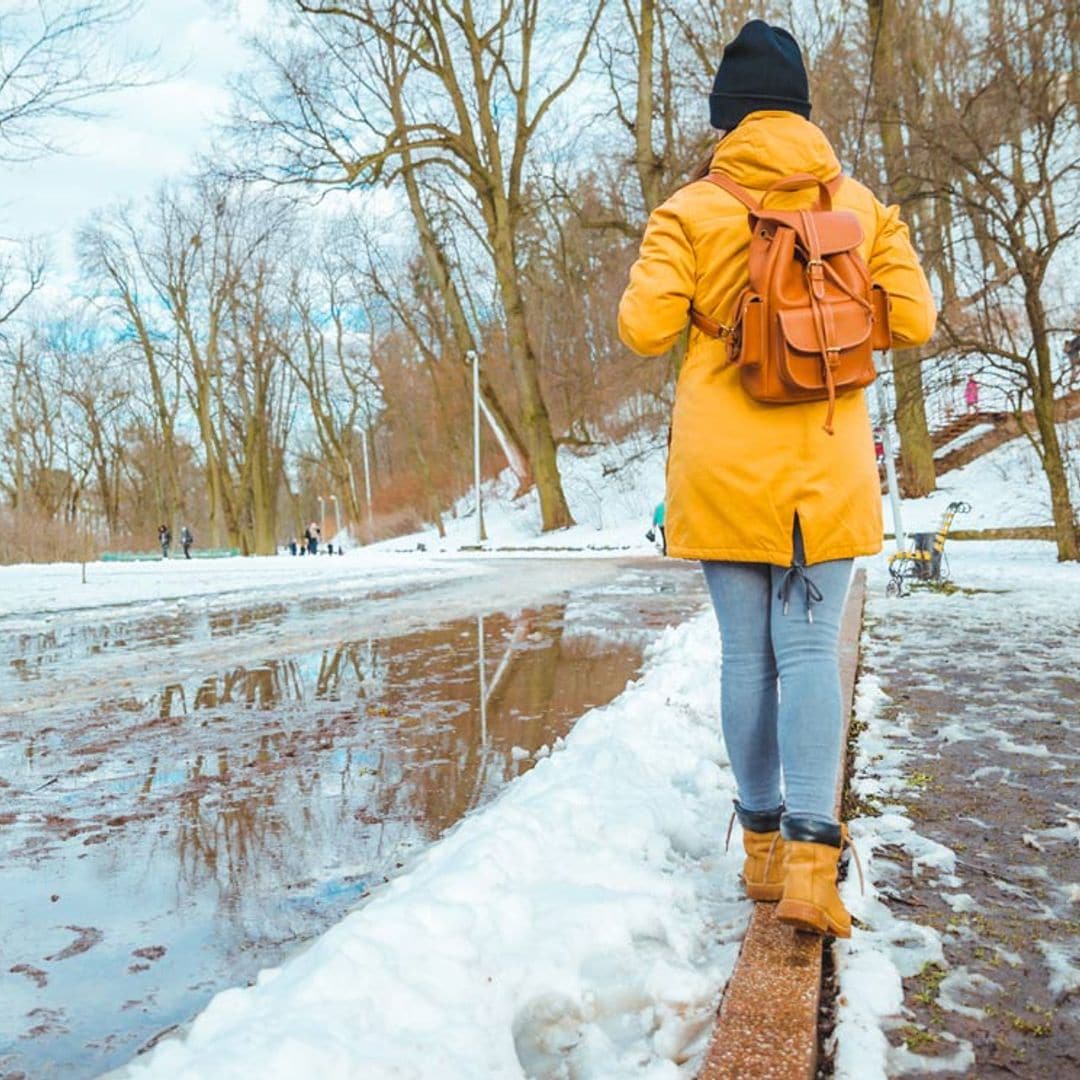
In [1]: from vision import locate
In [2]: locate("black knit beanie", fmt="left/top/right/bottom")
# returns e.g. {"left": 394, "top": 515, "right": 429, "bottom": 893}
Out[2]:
{"left": 709, "top": 19, "right": 811, "bottom": 130}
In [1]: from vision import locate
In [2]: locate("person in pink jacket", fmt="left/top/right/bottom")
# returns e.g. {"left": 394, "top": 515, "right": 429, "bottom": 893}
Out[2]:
{"left": 964, "top": 375, "right": 979, "bottom": 414}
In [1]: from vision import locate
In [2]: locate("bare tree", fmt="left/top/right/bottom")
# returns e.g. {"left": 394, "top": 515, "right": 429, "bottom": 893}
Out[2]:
{"left": 2, "top": 2, "right": 149, "bottom": 337}
{"left": 0, "top": 0, "right": 148, "bottom": 161}
{"left": 81, "top": 209, "right": 185, "bottom": 517}
{"left": 236, "top": 0, "right": 611, "bottom": 531}
{"left": 907, "top": 0, "right": 1079, "bottom": 559}
{"left": 285, "top": 242, "right": 384, "bottom": 530}
{"left": 0, "top": 238, "right": 45, "bottom": 331}
{"left": 858, "top": 0, "right": 938, "bottom": 497}
{"left": 84, "top": 180, "right": 301, "bottom": 554}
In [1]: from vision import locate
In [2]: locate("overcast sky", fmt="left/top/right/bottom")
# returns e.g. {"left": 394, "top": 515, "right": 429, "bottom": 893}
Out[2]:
{"left": 1, "top": 0, "right": 270, "bottom": 281}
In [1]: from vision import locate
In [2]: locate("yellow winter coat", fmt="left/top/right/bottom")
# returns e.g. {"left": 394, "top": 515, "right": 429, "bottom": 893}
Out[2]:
{"left": 618, "top": 111, "right": 936, "bottom": 565}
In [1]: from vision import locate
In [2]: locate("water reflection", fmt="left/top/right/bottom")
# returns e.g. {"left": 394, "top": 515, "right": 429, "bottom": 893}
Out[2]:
{"left": 0, "top": 563, "right": 706, "bottom": 1078}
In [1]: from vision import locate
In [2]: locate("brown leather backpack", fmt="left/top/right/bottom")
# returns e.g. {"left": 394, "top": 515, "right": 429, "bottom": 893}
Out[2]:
{"left": 690, "top": 172, "right": 892, "bottom": 434}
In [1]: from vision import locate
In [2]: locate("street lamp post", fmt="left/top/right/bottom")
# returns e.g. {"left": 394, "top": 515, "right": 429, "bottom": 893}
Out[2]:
{"left": 361, "top": 427, "right": 373, "bottom": 532}
{"left": 317, "top": 495, "right": 325, "bottom": 544}
{"left": 468, "top": 349, "right": 487, "bottom": 544}
{"left": 329, "top": 494, "right": 341, "bottom": 539}
{"left": 874, "top": 354, "right": 906, "bottom": 552}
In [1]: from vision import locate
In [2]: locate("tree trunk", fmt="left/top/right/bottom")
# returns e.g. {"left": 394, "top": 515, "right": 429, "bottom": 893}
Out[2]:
{"left": 1033, "top": 401, "right": 1079, "bottom": 561}
{"left": 390, "top": 89, "right": 534, "bottom": 493}
{"left": 1027, "top": 291, "right": 1079, "bottom": 561}
{"left": 632, "top": 0, "right": 664, "bottom": 215}
{"left": 492, "top": 229, "right": 574, "bottom": 531}
{"left": 893, "top": 351, "right": 937, "bottom": 497}
{"left": 867, "top": 0, "right": 936, "bottom": 497}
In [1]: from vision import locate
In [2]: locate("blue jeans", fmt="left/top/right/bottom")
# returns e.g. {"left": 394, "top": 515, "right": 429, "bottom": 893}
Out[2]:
{"left": 701, "top": 547, "right": 852, "bottom": 824}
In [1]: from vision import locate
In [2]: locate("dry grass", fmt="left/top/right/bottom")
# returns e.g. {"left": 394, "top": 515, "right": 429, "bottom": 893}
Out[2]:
{"left": 0, "top": 509, "right": 102, "bottom": 566}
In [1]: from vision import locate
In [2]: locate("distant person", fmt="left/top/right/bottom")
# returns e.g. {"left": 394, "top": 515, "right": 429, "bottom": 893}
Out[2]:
{"left": 964, "top": 375, "right": 979, "bottom": 415}
{"left": 618, "top": 19, "right": 935, "bottom": 938}
{"left": 158, "top": 524, "right": 171, "bottom": 559}
{"left": 305, "top": 522, "right": 319, "bottom": 556}
{"left": 645, "top": 501, "right": 666, "bottom": 554}
{"left": 180, "top": 525, "right": 194, "bottom": 559}
{"left": 288, "top": 537, "right": 298, "bottom": 556}
{"left": 873, "top": 427, "right": 885, "bottom": 465}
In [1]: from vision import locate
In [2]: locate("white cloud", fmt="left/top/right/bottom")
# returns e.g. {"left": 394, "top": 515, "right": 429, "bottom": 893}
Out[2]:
{"left": 0, "top": 0, "right": 258, "bottom": 278}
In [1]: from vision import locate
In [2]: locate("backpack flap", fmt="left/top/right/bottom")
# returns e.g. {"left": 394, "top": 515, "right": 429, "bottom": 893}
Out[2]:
{"left": 749, "top": 209, "right": 864, "bottom": 256}
{"left": 776, "top": 306, "right": 875, "bottom": 392}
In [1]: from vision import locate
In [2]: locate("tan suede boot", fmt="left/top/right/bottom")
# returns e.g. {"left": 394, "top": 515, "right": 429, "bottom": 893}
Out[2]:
{"left": 742, "top": 829, "right": 785, "bottom": 902}
{"left": 727, "top": 802, "right": 785, "bottom": 902}
{"left": 775, "top": 816, "right": 861, "bottom": 938}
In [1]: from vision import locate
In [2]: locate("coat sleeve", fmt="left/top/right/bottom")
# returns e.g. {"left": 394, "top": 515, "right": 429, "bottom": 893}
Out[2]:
{"left": 868, "top": 200, "right": 937, "bottom": 348}
{"left": 617, "top": 201, "right": 695, "bottom": 357}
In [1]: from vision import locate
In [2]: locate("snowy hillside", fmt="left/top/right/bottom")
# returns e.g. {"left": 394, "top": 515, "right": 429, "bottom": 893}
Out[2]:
{"left": 385, "top": 417, "right": 1078, "bottom": 552}
{"left": 893, "top": 419, "right": 1080, "bottom": 533}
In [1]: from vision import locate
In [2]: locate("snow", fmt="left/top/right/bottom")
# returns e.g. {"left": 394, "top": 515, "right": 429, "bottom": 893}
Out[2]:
{"left": 368, "top": 435, "right": 666, "bottom": 556}
{"left": 1036, "top": 941, "right": 1080, "bottom": 1001}
{"left": 5, "top": 416, "right": 1078, "bottom": 1078}
{"left": 932, "top": 421, "right": 995, "bottom": 458}
{"left": 888, "top": 417, "right": 1080, "bottom": 533}
{"left": 0, "top": 551, "right": 471, "bottom": 624}
{"left": 831, "top": 538, "right": 1080, "bottom": 1078}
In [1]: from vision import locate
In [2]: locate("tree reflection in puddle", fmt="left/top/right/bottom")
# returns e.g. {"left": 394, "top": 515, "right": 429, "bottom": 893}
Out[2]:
{"left": 0, "top": 563, "right": 705, "bottom": 1078}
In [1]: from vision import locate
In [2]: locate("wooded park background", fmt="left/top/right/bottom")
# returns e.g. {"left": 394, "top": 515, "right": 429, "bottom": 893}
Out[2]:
{"left": 1, "top": 0, "right": 1077, "bottom": 562}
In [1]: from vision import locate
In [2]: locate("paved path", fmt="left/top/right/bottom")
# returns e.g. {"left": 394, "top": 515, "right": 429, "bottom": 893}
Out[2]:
{"left": 852, "top": 571, "right": 1079, "bottom": 1076}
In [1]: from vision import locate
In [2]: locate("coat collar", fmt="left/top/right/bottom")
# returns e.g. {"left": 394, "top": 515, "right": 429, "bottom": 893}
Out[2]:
{"left": 709, "top": 111, "right": 842, "bottom": 188}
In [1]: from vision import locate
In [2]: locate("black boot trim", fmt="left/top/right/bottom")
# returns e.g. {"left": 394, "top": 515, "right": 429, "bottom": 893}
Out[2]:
{"left": 733, "top": 800, "right": 783, "bottom": 834}
{"left": 780, "top": 814, "right": 841, "bottom": 846}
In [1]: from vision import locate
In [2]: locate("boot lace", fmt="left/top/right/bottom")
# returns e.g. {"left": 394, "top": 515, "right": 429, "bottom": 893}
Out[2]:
{"left": 841, "top": 824, "right": 866, "bottom": 894}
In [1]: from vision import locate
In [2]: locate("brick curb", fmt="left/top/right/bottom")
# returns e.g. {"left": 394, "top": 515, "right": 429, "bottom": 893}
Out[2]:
{"left": 697, "top": 568, "right": 867, "bottom": 1079}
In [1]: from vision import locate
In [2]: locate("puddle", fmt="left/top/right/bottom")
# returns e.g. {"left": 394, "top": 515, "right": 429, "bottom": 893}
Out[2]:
{"left": 0, "top": 560, "right": 705, "bottom": 1078}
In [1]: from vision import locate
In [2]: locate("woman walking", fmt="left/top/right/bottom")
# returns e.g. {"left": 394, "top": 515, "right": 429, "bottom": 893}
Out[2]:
{"left": 618, "top": 20, "right": 935, "bottom": 936}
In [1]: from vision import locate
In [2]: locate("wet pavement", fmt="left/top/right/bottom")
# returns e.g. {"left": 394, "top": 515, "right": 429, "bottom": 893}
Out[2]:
{"left": 0, "top": 558, "right": 706, "bottom": 1079}
{"left": 851, "top": 579, "right": 1079, "bottom": 1078}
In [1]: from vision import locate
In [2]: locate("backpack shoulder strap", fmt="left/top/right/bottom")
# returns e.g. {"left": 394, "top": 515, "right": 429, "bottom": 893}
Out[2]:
{"left": 700, "top": 172, "right": 761, "bottom": 212}
{"left": 703, "top": 171, "right": 845, "bottom": 210}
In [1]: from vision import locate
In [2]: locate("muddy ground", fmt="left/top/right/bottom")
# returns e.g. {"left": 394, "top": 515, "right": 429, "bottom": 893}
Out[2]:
{"left": 850, "top": 581, "right": 1079, "bottom": 1078}
{"left": 1, "top": 558, "right": 706, "bottom": 1079}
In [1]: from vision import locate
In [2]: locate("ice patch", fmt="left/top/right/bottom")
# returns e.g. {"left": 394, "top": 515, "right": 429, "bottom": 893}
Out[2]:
{"left": 993, "top": 734, "right": 1051, "bottom": 757}
{"left": 934, "top": 721, "right": 972, "bottom": 745}
{"left": 937, "top": 967, "right": 1002, "bottom": 1019}
{"left": 993, "top": 946, "right": 1022, "bottom": 968}
{"left": 887, "top": 1032, "right": 976, "bottom": 1076}
{"left": 940, "top": 892, "right": 978, "bottom": 913}
{"left": 1037, "top": 940, "right": 1080, "bottom": 1001}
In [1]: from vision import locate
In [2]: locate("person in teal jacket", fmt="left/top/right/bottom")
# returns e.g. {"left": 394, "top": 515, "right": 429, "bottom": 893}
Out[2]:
{"left": 646, "top": 501, "right": 666, "bottom": 554}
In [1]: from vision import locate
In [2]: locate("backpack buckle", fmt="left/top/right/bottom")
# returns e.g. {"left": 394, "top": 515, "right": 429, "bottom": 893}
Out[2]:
{"left": 805, "top": 258, "right": 826, "bottom": 298}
